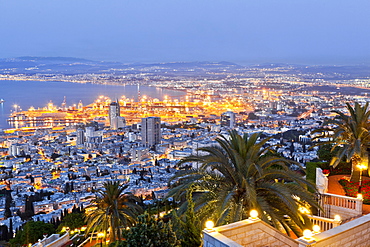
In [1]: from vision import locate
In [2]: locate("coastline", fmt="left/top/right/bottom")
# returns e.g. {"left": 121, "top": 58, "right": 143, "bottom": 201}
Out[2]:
{"left": 0, "top": 80, "right": 187, "bottom": 129}
{"left": 0, "top": 76, "right": 189, "bottom": 93}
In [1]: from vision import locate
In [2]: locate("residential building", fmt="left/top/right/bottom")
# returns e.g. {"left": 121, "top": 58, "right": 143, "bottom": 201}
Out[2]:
{"left": 141, "top": 117, "right": 161, "bottom": 147}
{"left": 109, "top": 100, "right": 120, "bottom": 130}
{"left": 221, "top": 111, "right": 236, "bottom": 128}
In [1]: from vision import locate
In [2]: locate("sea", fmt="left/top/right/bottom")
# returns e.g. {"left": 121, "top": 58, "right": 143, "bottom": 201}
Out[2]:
{"left": 0, "top": 80, "right": 185, "bottom": 129}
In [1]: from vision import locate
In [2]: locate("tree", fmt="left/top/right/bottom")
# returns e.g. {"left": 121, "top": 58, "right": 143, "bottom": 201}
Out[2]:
{"left": 65, "top": 182, "right": 70, "bottom": 194}
{"left": 171, "top": 189, "right": 201, "bottom": 247}
{"left": 317, "top": 144, "right": 335, "bottom": 162}
{"left": 4, "top": 193, "right": 12, "bottom": 218}
{"left": 85, "top": 181, "right": 143, "bottom": 242}
{"left": 0, "top": 225, "right": 9, "bottom": 241}
{"left": 8, "top": 218, "right": 13, "bottom": 240}
{"left": 21, "top": 196, "right": 35, "bottom": 220}
{"left": 9, "top": 221, "right": 55, "bottom": 246}
{"left": 119, "top": 213, "right": 180, "bottom": 247}
{"left": 315, "top": 102, "right": 370, "bottom": 182}
{"left": 168, "top": 130, "right": 319, "bottom": 237}
{"left": 57, "top": 212, "right": 86, "bottom": 232}
{"left": 248, "top": 112, "right": 259, "bottom": 120}
{"left": 181, "top": 190, "right": 201, "bottom": 247}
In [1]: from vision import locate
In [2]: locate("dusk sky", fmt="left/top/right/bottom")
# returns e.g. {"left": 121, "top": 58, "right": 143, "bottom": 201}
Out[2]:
{"left": 1, "top": 0, "right": 370, "bottom": 65}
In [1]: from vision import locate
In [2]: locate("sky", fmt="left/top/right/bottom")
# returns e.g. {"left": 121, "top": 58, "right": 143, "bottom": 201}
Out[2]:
{"left": 0, "top": 0, "right": 370, "bottom": 65}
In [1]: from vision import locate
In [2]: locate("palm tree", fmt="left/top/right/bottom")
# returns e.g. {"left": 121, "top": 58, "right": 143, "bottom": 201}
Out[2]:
{"left": 168, "top": 130, "right": 319, "bottom": 237}
{"left": 85, "top": 181, "right": 143, "bottom": 242}
{"left": 315, "top": 102, "right": 370, "bottom": 182}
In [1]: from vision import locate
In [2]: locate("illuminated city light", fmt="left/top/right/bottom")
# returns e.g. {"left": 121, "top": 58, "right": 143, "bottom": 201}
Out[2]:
{"left": 205, "top": 220, "right": 214, "bottom": 230}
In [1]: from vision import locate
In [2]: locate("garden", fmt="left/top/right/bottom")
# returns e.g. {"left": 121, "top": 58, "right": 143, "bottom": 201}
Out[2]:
{"left": 338, "top": 178, "right": 370, "bottom": 204}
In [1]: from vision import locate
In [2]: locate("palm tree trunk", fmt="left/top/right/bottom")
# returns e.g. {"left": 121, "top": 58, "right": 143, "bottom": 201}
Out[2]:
{"left": 350, "top": 161, "right": 361, "bottom": 183}
{"left": 363, "top": 154, "right": 369, "bottom": 176}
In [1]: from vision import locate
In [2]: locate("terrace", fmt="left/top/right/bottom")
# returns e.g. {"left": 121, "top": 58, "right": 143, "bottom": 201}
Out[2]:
{"left": 203, "top": 168, "right": 370, "bottom": 246}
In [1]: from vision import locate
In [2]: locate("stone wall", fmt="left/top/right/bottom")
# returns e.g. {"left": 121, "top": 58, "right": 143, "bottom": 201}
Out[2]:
{"left": 325, "top": 205, "right": 361, "bottom": 220}
{"left": 320, "top": 193, "right": 362, "bottom": 220}
{"left": 203, "top": 231, "right": 242, "bottom": 247}
{"left": 45, "top": 232, "right": 70, "bottom": 247}
{"left": 309, "top": 214, "right": 370, "bottom": 247}
{"left": 203, "top": 219, "right": 298, "bottom": 247}
{"left": 203, "top": 214, "right": 370, "bottom": 247}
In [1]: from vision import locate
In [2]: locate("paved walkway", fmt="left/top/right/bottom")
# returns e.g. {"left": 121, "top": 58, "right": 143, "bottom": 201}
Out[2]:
{"left": 83, "top": 240, "right": 99, "bottom": 247}
{"left": 327, "top": 174, "right": 370, "bottom": 215}
{"left": 327, "top": 175, "right": 347, "bottom": 195}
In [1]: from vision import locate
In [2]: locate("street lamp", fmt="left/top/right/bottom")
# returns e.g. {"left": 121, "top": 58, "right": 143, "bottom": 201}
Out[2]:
{"left": 312, "top": 225, "right": 320, "bottom": 234}
{"left": 97, "top": 232, "right": 105, "bottom": 247}
{"left": 357, "top": 163, "right": 367, "bottom": 195}
{"left": 302, "top": 229, "right": 313, "bottom": 240}
{"left": 334, "top": 214, "right": 341, "bottom": 222}
{"left": 249, "top": 209, "right": 259, "bottom": 220}
{"left": 205, "top": 220, "right": 214, "bottom": 230}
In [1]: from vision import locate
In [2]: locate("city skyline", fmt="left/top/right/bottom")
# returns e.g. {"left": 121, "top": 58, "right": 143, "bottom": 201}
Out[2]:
{"left": 2, "top": 1, "right": 370, "bottom": 246}
{"left": 1, "top": 0, "right": 370, "bottom": 65}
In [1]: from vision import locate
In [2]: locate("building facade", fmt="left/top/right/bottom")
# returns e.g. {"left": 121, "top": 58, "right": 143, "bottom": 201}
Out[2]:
{"left": 109, "top": 101, "right": 120, "bottom": 130}
{"left": 221, "top": 111, "right": 236, "bottom": 128}
{"left": 141, "top": 117, "right": 161, "bottom": 147}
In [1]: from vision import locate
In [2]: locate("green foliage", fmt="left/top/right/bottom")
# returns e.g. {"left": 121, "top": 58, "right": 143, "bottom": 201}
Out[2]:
{"left": 4, "top": 194, "right": 12, "bottom": 219}
{"left": 119, "top": 213, "right": 180, "bottom": 247}
{"left": 85, "top": 181, "right": 143, "bottom": 242}
{"left": 9, "top": 221, "right": 55, "bottom": 246}
{"left": 314, "top": 102, "right": 370, "bottom": 182}
{"left": 339, "top": 179, "right": 370, "bottom": 204}
{"left": 281, "top": 130, "right": 306, "bottom": 142}
{"left": 169, "top": 130, "right": 319, "bottom": 237}
{"left": 330, "top": 162, "right": 352, "bottom": 175}
{"left": 57, "top": 212, "right": 86, "bottom": 232}
{"left": 248, "top": 112, "right": 259, "bottom": 120}
{"left": 317, "top": 144, "right": 340, "bottom": 162}
{"left": 306, "top": 159, "right": 351, "bottom": 179}
{"left": 306, "top": 162, "right": 323, "bottom": 183}
{"left": 181, "top": 191, "right": 201, "bottom": 247}
{"left": 170, "top": 190, "right": 201, "bottom": 247}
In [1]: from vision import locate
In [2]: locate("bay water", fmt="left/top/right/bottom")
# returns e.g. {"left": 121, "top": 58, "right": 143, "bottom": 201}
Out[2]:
{"left": 0, "top": 80, "right": 185, "bottom": 129}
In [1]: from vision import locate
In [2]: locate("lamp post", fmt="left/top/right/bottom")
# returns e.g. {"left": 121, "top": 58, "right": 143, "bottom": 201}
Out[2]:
{"left": 205, "top": 220, "right": 214, "bottom": 230}
{"left": 97, "top": 232, "right": 105, "bottom": 247}
{"left": 357, "top": 163, "right": 367, "bottom": 196}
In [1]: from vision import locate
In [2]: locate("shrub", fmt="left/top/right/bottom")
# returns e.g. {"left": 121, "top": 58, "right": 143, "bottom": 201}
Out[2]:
{"left": 339, "top": 179, "right": 370, "bottom": 204}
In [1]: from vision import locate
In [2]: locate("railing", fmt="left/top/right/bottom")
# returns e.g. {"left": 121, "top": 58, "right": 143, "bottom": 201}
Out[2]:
{"left": 319, "top": 193, "right": 362, "bottom": 219}
{"left": 32, "top": 232, "right": 69, "bottom": 247}
{"left": 45, "top": 232, "right": 70, "bottom": 247}
{"left": 322, "top": 193, "right": 361, "bottom": 210}
{"left": 308, "top": 214, "right": 341, "bottom": 232}
{"left": 77, "top": 236, "right": 92, "bottom": 247}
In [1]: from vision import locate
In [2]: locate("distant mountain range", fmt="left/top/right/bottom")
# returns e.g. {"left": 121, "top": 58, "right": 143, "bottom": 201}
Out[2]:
{"left": 0, "top": 56, "right": 241, "bottom": 75}
{"left": 0, "top": 56, "right": 370, "bottom": 79}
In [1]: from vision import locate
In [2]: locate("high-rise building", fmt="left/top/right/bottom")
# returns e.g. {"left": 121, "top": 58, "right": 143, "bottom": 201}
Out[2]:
{"left": 221, "top": 111, "right": 236, "bottom": 128}
{"left": 85, "top": 126, "right": 103, "bottom": 149}
{"left": 76, "top": 128, "right": 85, "bottom": 146}
{"left": 116, "top": 116, "right": 126, "bottom": 128}
{"left": 9, "top": 143, "right": 29, "bottom": 156}
{"left": 141, "top": 117, "right": 161, "bottom": 147}
{"left": 109, "top": 100, "right": 120, "bottom": 129}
